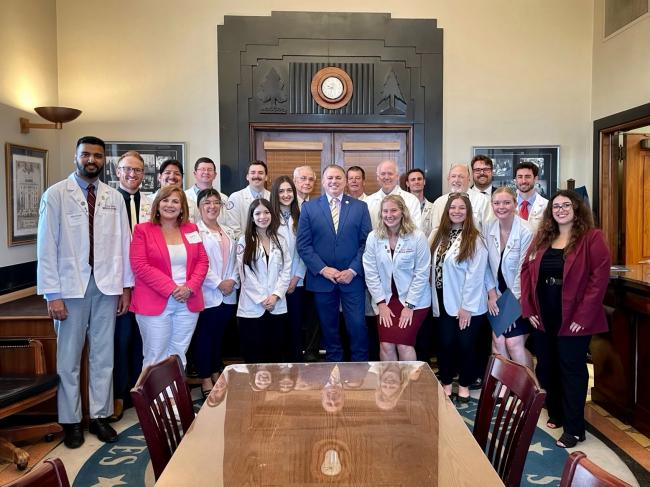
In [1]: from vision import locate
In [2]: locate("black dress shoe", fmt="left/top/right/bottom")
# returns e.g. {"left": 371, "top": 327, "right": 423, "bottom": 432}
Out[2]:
{"left": 63, "top": 422, "right": 84, "bottom": 449}
{"left": 468, "top": 378, "right": 483, "bottom": 390}
{"left": 89, "top": 418, "right": 118, "bottom": 443}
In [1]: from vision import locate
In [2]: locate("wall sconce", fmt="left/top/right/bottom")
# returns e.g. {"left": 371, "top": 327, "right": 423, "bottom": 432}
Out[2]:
{"left": 20, "top": 106, "right": 82, "bottom": 134}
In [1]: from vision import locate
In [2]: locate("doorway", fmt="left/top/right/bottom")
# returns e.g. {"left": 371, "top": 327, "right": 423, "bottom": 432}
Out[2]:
{"left": 595, "top": 104, "right": 650, "bottom": 264}
{"left": 251, "top": 124, "right": 411, "bottom": 196}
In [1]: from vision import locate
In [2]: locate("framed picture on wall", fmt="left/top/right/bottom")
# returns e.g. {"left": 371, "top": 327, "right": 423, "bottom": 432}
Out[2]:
{"left": 472, "top": 146, "right": 560, "bottom": 198}
{"left": 4, "top": 143, "right": 48, "bottom": 246}
{"left": 100, "top": 142, "right": 185, "bottom": 194}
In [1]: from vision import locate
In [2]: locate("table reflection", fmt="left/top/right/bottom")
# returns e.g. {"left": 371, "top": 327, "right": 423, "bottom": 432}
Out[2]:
{"left": 159, "top": 361, "right": 503, "bottom": 487}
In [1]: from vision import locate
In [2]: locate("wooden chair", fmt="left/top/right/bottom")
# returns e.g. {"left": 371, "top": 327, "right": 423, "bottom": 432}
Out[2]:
{"left": 560, "top": 451, "right": 633, "bottom": 487}
{"left": 473, "top": 354, "right": 547, "bottom": 487}
{"left": 130, "top": 355, "right": 195, "bottom": 480}
{"left": 0, "top": 339, "right": 61, "bottom": 470}
{"left": 0, "top": 458, "right": 70, "bottom": 487}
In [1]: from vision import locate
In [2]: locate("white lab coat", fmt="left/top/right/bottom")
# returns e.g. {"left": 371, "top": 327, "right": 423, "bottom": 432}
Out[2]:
{"left": 429, "top": 190, "right": 491, "bottom": 238}
{"left": 236, "top": 234, "right": 292, "bottom": 318}
{"left": 365, "top": 187, "right": 423, "bottom": 231}
{"left": 520, "top": 194, "right": 548, "bottom": 233}
{"left": 37, "top": 174, "right": 134, "bottom": 298}
{"left": 225, "top": 186, "right": 271, "bottom": 239}
{"left": 363, "top": 230, "right": 432, "bottom": 313}
{"left": 197, "top": 220, "right": 239, "bottom": 307}
{"left": 430, "top": 234, "right": 488, "bottom": 317}
{"left": 277, "top": 216, "right": 307, "bottom": 287}
{"left": 484, "top": 217, "right": 533, "bottom": 300}
{"left": 185, "top": 187, "right": 230, "bottom": 227}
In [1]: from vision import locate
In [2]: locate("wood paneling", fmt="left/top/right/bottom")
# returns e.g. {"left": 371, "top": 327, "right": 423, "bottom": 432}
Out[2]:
{"left": 624, "top": 134, "right": 650, "bottom": 264}
{"left": 254, "top": 127, "right": 410, "bottom": 199}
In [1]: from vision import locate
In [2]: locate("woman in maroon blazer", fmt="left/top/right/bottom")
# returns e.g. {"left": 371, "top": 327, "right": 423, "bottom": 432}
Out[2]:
{"left": 521, "top": 189, "right": 610, "bottom": 448}
{"left": 130, "top": 186, "right": 208, "bottom": 368}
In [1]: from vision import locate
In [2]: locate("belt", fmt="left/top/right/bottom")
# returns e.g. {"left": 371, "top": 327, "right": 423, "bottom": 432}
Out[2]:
{"left": 545, "top": 277, "right": 563, "bottom": 285}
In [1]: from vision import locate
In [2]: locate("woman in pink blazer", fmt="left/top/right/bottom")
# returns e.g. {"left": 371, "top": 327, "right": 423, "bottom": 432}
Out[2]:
{"left": 130, "top": 185, "right": 209, "bottom": 367}
{"left": 521, "top": 189, "right": 610, "bottom": 449}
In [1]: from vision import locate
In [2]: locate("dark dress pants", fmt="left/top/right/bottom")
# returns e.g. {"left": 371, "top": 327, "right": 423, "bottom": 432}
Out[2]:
{"left": 314, "top": 286, "right": 368, "bottom": 362}
{"left": 194, "top": 303, "right": 236, "bottom": 378}
{"left": 113, "top": 311, "right": 143, "bottom": 406}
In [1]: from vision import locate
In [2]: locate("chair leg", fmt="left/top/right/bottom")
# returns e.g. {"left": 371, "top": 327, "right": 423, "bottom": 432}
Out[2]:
{"left": 0, "top": 436, "right": 29, "bottom": 470}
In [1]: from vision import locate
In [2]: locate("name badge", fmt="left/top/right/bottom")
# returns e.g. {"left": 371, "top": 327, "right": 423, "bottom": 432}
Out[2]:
{"left": 67, "top": 213, "right": 84, "bottom": 226}
{"left": 185, "top": 231, "right": 202, "bottom": 244}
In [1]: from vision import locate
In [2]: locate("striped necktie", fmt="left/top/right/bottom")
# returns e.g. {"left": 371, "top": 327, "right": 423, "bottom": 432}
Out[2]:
{"left": 87, "top": 184, "right": 96, "bottom": 267}
{"left": 129, "top": 194, "right": 137, "bottom": 232}
{"left": 330, "top": 197, "right": 339, "bottom": 233}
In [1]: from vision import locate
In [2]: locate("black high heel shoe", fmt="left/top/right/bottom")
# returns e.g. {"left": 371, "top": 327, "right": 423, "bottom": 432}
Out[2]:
{"left": 457, "top": 394, "right": 471, "bottom": 404}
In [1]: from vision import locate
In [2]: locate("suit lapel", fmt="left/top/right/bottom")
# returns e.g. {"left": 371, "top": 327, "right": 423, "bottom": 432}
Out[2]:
{"left": 338, "top": 195, "right": 351, "bottom": 232}
{"left": 318, "top": 196, "right": 336, "bottom": 235}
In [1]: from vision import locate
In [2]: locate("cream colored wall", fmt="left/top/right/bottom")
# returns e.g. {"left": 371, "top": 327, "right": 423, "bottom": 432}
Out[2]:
{"left": 55, "top": 0, "right": 595, "bottom": 193}
{"left": 0, "top": 0, "right": 59, "bottom": 267}
{"left": 592, "top": 1, "right": 650, "bottom": 120}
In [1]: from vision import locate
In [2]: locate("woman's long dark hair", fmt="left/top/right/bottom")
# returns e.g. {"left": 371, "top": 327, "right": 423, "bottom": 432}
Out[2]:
{"left": 270, "top": 176, "right": 300, "bottom": 235}
{"left": 429, "top": 193, "right": 480, "bottom": 263}
{"left": 531, "top": 189, "right": 594, "bottom": 256}
{"left": 242, "top": 198, "right": 284, "bottom": 273}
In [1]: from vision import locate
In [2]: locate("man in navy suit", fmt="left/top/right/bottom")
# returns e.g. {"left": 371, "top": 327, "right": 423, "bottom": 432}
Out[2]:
{"left": 297, "top": 165, "right": 372, "bottom": 361}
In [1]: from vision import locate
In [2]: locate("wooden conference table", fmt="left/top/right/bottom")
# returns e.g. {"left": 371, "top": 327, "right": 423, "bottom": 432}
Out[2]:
{"left": 155, "top": 361, "right": 503, "bottom": 486}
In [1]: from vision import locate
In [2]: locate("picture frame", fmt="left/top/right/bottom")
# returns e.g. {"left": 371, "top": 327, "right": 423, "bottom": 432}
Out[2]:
{"left": 472, "top": 146, "right": 560, "bottom": 198}
{"left": 100, "top": 141, "right": 185, "bottom": 194}
{"left": 4, "top": 143, "right": 48, "bottom": 246}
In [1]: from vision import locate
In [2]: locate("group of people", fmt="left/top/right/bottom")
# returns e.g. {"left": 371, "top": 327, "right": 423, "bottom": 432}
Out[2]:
{"left": 36, "top": 137, "right": 610, "bottom": 452}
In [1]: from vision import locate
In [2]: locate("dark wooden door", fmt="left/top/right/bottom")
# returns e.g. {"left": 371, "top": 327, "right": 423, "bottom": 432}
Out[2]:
{"left": 253, "top": 127, "right": 410, "bottom": 196}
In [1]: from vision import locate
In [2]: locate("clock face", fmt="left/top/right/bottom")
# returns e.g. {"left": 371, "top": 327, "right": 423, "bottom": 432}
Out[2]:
{"left": 321, "top": 76, "right": 344, "bottom": 100}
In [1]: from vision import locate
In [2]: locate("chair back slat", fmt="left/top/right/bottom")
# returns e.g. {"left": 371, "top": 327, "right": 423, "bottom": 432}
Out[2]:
{"left": 474, "top": 354, "right": 546, "bottom": 487}
{"left": 130, "top": 355, "right": 195, "bottom": 480}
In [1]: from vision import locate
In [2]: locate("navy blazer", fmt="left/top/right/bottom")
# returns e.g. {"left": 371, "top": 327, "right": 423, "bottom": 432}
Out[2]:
{"left": 297, "top": 194, "right": 371, "bottom": 293}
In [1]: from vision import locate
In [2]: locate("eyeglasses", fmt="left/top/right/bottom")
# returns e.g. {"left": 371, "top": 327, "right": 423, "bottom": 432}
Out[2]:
{"left": 200, "top": 200, "right": 223, "bottom": 207}
{"left": 552, "top": 202, "right": 574, "bottom": 211}
{"left": 118, "top": 166, "right": 144, "bottom": 174}
{"left": 472, "top": 167, "right": 492, "bottom": 173}
{"left": 297, "top": 176, "right": 316, "bottom": 182}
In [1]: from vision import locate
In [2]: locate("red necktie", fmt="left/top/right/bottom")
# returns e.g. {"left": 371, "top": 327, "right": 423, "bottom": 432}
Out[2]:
{"left": 87, "top": 184, "right": 96, "bottom": 267}
{"left": 520, "top": 200, "right": 529, "bottom": 220}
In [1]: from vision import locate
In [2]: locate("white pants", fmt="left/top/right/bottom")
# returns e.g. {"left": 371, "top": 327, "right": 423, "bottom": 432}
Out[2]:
{"left": 136, "top": 297, "right": 199, "bottom": 368}
{"left": 54, "top": 274, "right": 118, "bottom": 423}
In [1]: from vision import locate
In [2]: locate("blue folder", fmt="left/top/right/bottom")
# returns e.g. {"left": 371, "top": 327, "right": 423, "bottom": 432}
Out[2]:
{"left": 487, "top": 288, "right": 522, "bottom": 337}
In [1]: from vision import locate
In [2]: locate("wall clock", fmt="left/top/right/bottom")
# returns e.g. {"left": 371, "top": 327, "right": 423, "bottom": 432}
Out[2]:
{"left": 311, "top": 67, "right": 353, "bottom": 109}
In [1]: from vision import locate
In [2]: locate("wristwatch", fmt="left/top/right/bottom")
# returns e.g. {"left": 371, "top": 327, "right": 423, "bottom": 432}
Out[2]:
{"left": 405, "top": 302, "right": 415, "bottom": 310}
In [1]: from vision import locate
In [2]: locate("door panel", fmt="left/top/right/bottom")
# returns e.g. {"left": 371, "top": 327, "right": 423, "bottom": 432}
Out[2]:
{"left": 624, "top": 133, "right": 650, "bottom": 264}
{"left": 253, "top": 127, "right": 410, "bottom": 198}
{"left": 334, "top": 132, "right": 407, "bottom": 196}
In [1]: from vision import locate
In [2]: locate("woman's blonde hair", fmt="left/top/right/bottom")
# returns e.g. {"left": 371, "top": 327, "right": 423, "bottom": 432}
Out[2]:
{"left": 150, "top": 186, "right": 189, "bottom": 225}
{"left": 375, "top": 194, "right": 417, "bottom": 239}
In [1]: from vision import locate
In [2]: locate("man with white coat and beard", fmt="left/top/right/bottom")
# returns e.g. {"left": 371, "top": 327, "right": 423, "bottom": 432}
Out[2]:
{"left": 37, "top": 136, "right": 133, "bottom": 448}
{"left": 225, "top": 160, "right": 270, "bottom": 239}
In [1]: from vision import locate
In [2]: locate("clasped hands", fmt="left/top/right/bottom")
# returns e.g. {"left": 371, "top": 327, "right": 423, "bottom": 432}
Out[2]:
{"left": 171, "top": 285, "right": 192, "bottom": 303}
{"left": 321, "top": 266, "right": 354, "bottom": 285}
